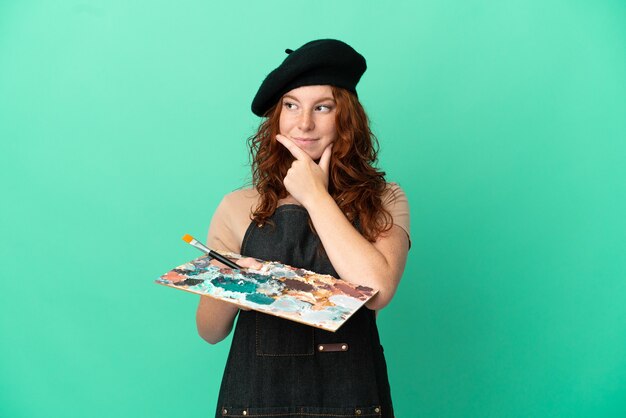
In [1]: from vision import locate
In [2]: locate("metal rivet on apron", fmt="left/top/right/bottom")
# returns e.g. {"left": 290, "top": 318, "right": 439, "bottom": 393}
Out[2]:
{"left": 242, "top": 410, "right": 247, "bottom": 416}
{"left": 318, "top": 345, "right": 324, "bottom": 351}
{"left": 355, "top": 409, "right": 362, "bottom": 415}
{"left": 222, "top": 408, "right": 228, "bottom": 415}
{"left": 375, "top": 407, "right": 381, "bottom": 413}
{"left": 341, "top": 344, "right": 347, "bottom": 350}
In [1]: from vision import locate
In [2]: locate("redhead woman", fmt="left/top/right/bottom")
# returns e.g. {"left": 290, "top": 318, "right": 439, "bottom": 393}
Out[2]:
{"left": 196, "top": 39, "right": 410, "bottom": 418}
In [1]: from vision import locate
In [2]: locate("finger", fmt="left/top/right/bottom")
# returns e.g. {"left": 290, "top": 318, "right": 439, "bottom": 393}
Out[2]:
{"left": 318, "top": 143, "right": 333, "bottom": 176}
{"left": 275, "top": 134, "right": 311, "bottom": 161}
{"left": 209, "top": 259, "right": 231, "bottom": 269}
{"left": 236, "top": 257, "right": 263, "bottom": 270}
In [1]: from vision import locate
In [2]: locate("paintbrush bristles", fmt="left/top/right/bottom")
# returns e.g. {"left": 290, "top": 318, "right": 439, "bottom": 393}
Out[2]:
{"left": 182, "top": 234, "right": 194, "bottom": 243}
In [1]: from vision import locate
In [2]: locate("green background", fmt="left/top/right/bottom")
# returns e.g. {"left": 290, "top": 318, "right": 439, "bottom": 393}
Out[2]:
{"left": 1, "top": 1, "right": 625, "bottom": 417}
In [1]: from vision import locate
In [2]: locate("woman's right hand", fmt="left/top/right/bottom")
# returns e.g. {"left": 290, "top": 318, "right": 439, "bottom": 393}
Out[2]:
{"left": 208, "top": 256, "right": 263, "bottom": 270}
{"left": 197, "top": 257, "right": 264, "bottom": 341}
{"left": 207, "top": 257, "right": 263, "bottom": 312}
{"left": 234, "top": 258, "right": 263, "bottom": 311}
{"left": 235, "top": 257, "right": 264, "bottom": 270}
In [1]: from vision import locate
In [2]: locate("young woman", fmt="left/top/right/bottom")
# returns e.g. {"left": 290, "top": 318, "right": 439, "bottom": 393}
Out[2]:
{"left": 196, "top": 39, "right": 410, "bottom": 418}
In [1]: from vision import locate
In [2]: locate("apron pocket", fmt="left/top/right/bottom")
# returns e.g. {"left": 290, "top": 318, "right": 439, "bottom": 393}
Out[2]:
{"left": 256, "top": 312, "right": 314, "bottom": 356}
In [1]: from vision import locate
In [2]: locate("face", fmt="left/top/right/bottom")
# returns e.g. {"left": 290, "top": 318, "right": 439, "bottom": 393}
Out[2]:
{"left": 278, "top": 85, "right": 337, "bottom": 160}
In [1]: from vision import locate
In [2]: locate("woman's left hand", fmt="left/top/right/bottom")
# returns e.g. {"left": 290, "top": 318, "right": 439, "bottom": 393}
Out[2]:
{"left": 275, "top": 134, "right": 333, "bottom": 208}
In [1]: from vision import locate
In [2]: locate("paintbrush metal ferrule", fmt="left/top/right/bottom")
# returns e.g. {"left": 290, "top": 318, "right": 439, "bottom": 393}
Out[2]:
{"left": 188, "top": 238, "right": 211, "bottom": 254}
{"left": 182, "top": 234, "right": 241, "bottom": 270}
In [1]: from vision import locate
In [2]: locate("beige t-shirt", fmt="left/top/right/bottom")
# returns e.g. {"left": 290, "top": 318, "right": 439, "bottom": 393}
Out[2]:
{"left": 207, "top": 182, "right": 410, "bottom": 253}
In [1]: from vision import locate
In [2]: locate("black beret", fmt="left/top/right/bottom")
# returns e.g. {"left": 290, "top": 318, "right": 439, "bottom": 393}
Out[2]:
{"left": 251, "top": 39, "right": 367, "bottom": 117}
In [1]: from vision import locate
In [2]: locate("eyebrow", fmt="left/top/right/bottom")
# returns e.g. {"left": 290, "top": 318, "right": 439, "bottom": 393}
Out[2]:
{"left": 283, "top": 95, "right": 336, "bottom": 103}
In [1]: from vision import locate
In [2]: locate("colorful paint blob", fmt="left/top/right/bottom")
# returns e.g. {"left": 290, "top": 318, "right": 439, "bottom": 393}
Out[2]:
{"left": 155, "top": 253, "right": 377, "bottom": 332}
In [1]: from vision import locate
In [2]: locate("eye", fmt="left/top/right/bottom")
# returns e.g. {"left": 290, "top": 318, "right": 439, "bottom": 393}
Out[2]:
{"left": 315, "top": 104, "right": 334, "bottom": 112}
{"left": 283, "top": 101, "right": 297, "bottom": 110}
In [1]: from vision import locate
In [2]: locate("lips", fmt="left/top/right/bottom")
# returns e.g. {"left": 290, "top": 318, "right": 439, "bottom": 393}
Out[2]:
{"left": 291, "top": 137, "right": 319, "bottom": 149}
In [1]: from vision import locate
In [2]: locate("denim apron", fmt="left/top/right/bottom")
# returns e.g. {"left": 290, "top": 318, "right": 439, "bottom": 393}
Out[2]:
{"left": 215, "top": 205, "right": 395, "bottom": 418}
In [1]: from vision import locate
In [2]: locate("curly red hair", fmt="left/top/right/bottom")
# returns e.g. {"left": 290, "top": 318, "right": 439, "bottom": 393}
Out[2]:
{"left": 247, "top": 86, "right": 392, "bottom": 242}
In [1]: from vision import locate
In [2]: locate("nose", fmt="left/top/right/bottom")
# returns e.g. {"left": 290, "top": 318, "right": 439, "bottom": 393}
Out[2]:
{"left": 298, "top": 111, "right": 314, "bottom": 131}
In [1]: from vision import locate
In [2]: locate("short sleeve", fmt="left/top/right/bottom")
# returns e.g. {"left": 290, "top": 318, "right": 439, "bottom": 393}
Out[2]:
{"left": 382, "top": 182, "right": 411, "bottom": 248}
{"left": 206, "top": 196, "right": 240, "bottom": 253}
{"left": 206, "top": 188, "right": 260, "bottom": 254}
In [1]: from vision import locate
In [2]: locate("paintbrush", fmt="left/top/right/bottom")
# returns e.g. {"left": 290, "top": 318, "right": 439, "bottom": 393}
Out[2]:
{"left": 182, "top": 234, "right": 241, "bottom": 270}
